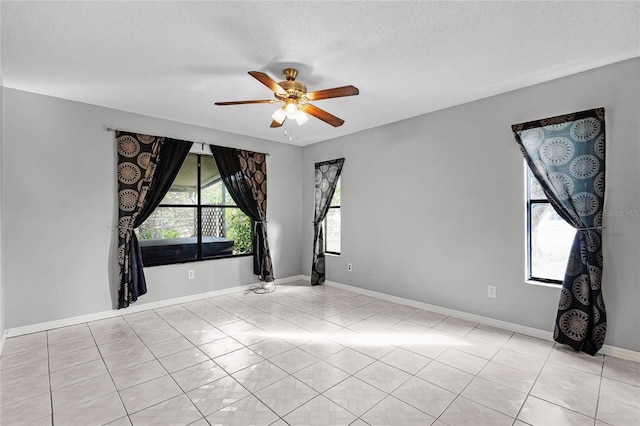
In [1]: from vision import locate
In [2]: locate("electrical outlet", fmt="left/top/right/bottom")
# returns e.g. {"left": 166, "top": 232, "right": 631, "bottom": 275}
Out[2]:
{"left": 487, "top": 285, "right": 497, "bottom": 298}
{"left": 347, "top": 263, "right": 353, "bottom": 272}
{"left": 365, "top": 266, "right": 372, "bottom": 275}
{"left": 188, "top": 270, "right": 195, "bottom": 280}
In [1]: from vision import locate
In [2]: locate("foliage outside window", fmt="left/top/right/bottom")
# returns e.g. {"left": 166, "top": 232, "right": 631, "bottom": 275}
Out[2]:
{"left": 526, "top": 164, "right": 573, "bottom": 284}
{"left": 137, "top": 153, "right": 253, "bottom": 266}
{"left": 325, "top": 177, "right": 341, "bottom": 254}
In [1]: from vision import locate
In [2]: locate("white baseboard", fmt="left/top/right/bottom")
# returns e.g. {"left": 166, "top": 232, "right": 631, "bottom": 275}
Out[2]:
{"left": 0, "top": 329, "right": 8, "bottom": 356}
{"left": 5, "top": 275, "right": 303, "bottom": 339}
{"left": 303, "top": 276, "right": 640, "bottom": 363}
{"left": 5, "top": 274, "right": 638, "bottom": 363}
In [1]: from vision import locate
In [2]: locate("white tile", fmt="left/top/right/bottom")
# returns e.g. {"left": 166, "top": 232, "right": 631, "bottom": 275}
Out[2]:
{"left": 392, "top": 376, "right": 456, "bottom": 418}
{"left": 490, "top": 348, "right": 546, "bottom": 375}
{"left": 129, "top": 394, "right": 202, "bottom": 426}
{"left": 461, "top": 377, "right": 527, "bottom": 417}
{"left": 603, "top": 356, "right": 640, "bottom": 387}
{"left": 325, "top": 348, "right": 375, "bottom": 374}
{"left": 518, "top": 395, "right": 594, "bottom": 426}
{"left": 119, "top": 375, "right": 183, "bottom": 414}
{"left": 440, "top": 396, "right": 514, "bottom": 426}
{"left": 361, "top": 395, "right": 435, "bottom": 426}
{"left": 214, "top": 347, "right": 264, "bottom": 374}
{"left": 52, "top": 374, "right": 116, "bottom": 412}
{"left": 53, "top": 392, "right": 126, "bottom": 426}
{"left": 248, "top": 338, "right": 296, "bottom": 359}
{"left": 436, "top": 348, "right": 488, "bottom": 375}
{"left": 1, "top": 373, "right": 51, "bottom": 407}
{"left": 416, "top": 360, "right": 473, "bottom": 394}
{"left": 323, "top": 376, "right": 386, "bottom": 417}
{"left": 49, "top": 345, "right": 102, "bottom": 372}
{"left": 0, "top": 358, "right": 49, "bottom": 386}
{"left": 171, "top": 360, "right": 228, "bottom": 392}
{"left": 158, "top": 347, "right": 209, "bottom": 373}
{"left": 254, "top": 375, "right": 319, "bottom": 416}
{"left": 538, "top": 360, "right": 601, "bottom": 395}
{"left": 380, "top": 348, "right": 431, "bottom": 374}
{"left": 596, "top": 396, "right": 640, "bottom": 426}
{"left": 110, "top": 359, "right": 167, "bottom": 390}
{"left": 477, "top": 361, "right": 537, "bottom": 394}
{"left": 50, "top": 358, "right": 108, "bottom": 390}
{"left": 205, "top": 394, "right": 279, "bottom": 426}
{"left": 147, "top": 336, "right": 194, "bottom": 358}
{"left": 299, "top": 337, "right": 345, "bottom": 358}
{"left": 530, "top": 375, "right": 599, "bottom": 417}
{"left": 293, "top": 361, "right": 350, "bottom": 393}
{"left": 269, "top": 348, "right": 319, "bottom": 374}
{"left": 198, "top": 336, "right": 244, "bottom": 359}
{"left": 600, "top": 377, "right": 640, "bottom": 408}
{"left": 354, "top": 361, "right": 411, "bottom": 393}
{"left": 187, "top": 375, "right": 251, "bottom": 416}
{"left": 0, "top": 392, "right": 52, "bottom": 425}
{"left": 231, "top": 360, "right": 289, "bottom": 393}
{"left": 1, "top": 332, "right": 47, "bottom": 356}
{"left": 284, "top": 395, "right": 357, "bottom": 426}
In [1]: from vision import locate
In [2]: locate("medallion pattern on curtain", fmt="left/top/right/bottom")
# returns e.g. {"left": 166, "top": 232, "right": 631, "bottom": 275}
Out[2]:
{"left": 210, "top": 145, "right": 274, "bottom": 282}
{"left": 238, "top": 150, "right": 274, "bottom": 282}
{"left": 116, "top": 132, "right": 191, "bottom": 308}
{"left": 512, "top": 108, "right": 606, "bottom": 355}
{"left": 311, "top": 158, "right": 344, "bottom": 285}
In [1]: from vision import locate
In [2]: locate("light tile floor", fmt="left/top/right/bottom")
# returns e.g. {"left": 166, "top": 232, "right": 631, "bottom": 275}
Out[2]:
{"left": 1, "top": 280, "right": 639, "bottom": 425}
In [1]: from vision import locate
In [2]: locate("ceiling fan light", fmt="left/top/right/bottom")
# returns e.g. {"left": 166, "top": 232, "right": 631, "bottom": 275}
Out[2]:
{"left": 272, "top": 108, "right": 286, "bottom": 124}
{"left": 285, "top": 102, "right": 298, "bottom": 117}
{"left": 294, "top": 110, "right": 309, "bottom": 125}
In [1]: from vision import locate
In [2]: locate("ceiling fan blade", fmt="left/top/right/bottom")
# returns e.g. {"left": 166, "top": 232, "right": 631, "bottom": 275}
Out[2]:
{"left": 270, "top": 119, "right": 284, "bottom": 128}
{"left": 248, "top": 71, "right": 287, "bottom": 96}
{"left": 306, "top": 85, "right": 359, "bottom": 101}
{"left": 214, "top": 100, "right": 278, "bottom": 106}
{"left": 301, "top": 104, "right": 345, "bottom": 127}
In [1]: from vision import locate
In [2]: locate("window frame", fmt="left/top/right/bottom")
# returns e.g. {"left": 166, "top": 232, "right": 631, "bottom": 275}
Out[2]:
{"left": 138, "top": 153, "right": 253, "bottom": 267}
{"left": 324, "top": 177, "right": 341, "bottom": 256}
{"left": 525, "top": 163, "right": 564, "bottom": 286}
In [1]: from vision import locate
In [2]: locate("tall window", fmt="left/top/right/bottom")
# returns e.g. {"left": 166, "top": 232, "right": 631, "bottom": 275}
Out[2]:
{"left": 325, "top": 177, "right": 341, "bottom": 255}
{"left": 136, "top": 153, "right": 253, "bottom": 266}
{"left": 525, "top": 164, "right": 573, "bottom": 284}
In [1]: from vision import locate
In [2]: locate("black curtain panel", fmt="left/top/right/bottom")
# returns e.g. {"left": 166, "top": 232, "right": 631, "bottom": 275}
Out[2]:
{"left": 512, "top": 108, "right": 606, "bottom": 355}
{"left": 211, "top": 145, "right": 274, "bottom": 282}
{"left": 116, "top": 132, "right": 191, "bottom": 308}
{"left": 311, "top": 158, "right": 344, "bottom": 285}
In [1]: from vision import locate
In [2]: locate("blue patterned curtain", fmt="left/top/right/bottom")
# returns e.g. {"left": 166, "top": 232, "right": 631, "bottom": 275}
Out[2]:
{"left": 512, "top": 108, "right": 606, "bottom": 355}
{"left": 311, "top": 158, "right": 344, "bottom": 285}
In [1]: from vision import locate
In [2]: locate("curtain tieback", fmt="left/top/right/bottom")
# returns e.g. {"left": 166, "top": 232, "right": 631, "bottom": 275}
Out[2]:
{"left": 576, "top": 226, "right": 606, "bottom": 230}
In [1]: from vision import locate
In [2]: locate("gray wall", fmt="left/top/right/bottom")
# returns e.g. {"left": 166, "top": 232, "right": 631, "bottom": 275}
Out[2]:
{"left": 2, "top": 88, "right": 303, "bottom": 328}
{"left": 302, "top": 58, "right": 640, "bottom": 352}
{"left": 0, "top": 86, "right": 5, "bottom": 340}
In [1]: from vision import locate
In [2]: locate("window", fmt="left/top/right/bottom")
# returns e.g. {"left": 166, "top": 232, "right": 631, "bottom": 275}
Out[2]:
{"left": 136, "top": 153, "right": 253, "bottom": 266}
{"left": 525, "top": 164, "right": 574, "bottom": 284}
{"left": 325, "top": 177, "right": 341, "bottom": 255}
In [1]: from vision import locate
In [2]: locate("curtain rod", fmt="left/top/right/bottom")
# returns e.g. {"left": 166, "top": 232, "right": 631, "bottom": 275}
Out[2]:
{"left": 106, "top": 127, "right": 269, "bottom": 156}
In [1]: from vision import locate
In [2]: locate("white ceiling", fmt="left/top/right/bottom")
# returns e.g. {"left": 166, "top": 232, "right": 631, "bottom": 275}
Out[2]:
{"left": 2, "top": 1, "right": 639, "bottom": 146}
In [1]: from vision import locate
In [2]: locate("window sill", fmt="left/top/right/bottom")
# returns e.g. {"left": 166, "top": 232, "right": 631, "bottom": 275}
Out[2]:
{"left": 325, "top": 252, "right": 340, "bottom": 257}
{"left": 525, "top": 279, "right": 562, "bottom": 289}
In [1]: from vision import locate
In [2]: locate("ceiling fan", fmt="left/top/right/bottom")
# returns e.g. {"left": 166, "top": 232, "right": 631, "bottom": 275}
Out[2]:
{"left": 215, "top": 68, "right": 359, "bottom": 128}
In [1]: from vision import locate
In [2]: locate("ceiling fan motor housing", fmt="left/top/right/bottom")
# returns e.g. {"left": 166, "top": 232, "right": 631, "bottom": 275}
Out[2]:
{"left": 276, "top": 69, "right": 307, "bottom": 101}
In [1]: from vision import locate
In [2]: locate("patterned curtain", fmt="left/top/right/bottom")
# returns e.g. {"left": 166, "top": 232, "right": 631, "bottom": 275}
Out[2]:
{"left": 311, "top": 158, "right": 345, "bottom": 285}
{"left": 210, "top": 145, "right": 274, "bottom": 282}
{"left": 512, "top": 108, "right": 606, "bottom": 355}
{"left": 116, "top": 132, "right": 191, "bottom": 308}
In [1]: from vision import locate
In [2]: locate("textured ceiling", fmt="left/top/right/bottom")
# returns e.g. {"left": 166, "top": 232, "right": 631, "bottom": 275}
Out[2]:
{"left": 2, "top": 1, "right": 639, "bottom": 146}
